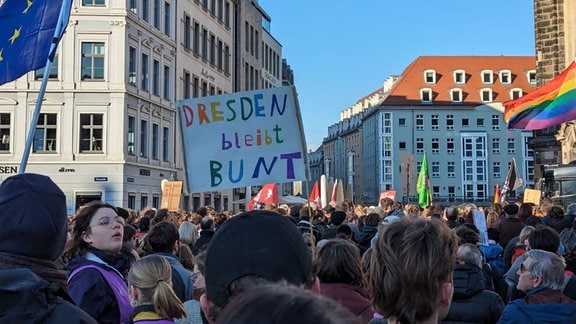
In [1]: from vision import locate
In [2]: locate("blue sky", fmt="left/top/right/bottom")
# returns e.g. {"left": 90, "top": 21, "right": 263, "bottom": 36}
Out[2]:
{"left": 259, "top": 0, "right": 536, "bottom": 150}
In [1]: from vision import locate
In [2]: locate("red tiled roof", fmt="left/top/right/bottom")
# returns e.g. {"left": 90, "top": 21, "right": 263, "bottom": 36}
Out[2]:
{"left": 381, "top": 56, "right": 537, "bottom": 106}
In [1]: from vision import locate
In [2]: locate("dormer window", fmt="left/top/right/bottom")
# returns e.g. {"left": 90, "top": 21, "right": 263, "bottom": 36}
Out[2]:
{"left": 481, "top": 70, "right": 493, "bottom": 84}
{"left": 499, "top": 70, "right": 511, "bottom": 84}
{"left": 453, "top": 70, "right": 465, "bottom": 84}
{"left": 421, "top": 88, "right": 433, "bottom": 103}
{"left": 424, "top": 70, "right": 436, "bottom": 84}
{"left": 510, "top": 88, "right": 523, "bottom": 100}
{"left": 480, "top": 88, "right": 493, "bottom": 102}
{"left": 527, "top": 70, "right": 536, "bottom": 84}
{"left": 450, "top": 88, "right": 462, "bottom": 103}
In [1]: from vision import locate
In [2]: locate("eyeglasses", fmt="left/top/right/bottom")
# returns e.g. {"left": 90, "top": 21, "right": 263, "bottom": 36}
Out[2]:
{"left": 90, "top": 215, "right": 125, "bottom": 228}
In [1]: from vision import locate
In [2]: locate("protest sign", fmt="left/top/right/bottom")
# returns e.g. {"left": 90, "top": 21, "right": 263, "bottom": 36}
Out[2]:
{"left": 176, "top": 86, "right": 308, "bottom": 192}
{"left": 161, "top": 180, "right": 183, "bottom": 211}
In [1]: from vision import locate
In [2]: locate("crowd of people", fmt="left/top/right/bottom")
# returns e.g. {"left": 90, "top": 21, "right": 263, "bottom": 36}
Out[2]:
{"left": 2, "top": 173, "right": 576, "bottom": 323}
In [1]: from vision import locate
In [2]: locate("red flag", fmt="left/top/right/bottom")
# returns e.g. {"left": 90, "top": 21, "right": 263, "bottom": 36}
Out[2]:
{"left": 309, "top": 181, "right": 322, "bottom": 208}
{"left": 493, "top": 184, "right": 501, "bottom": 204}
{"left": 246, "top": 183, "right": 278, "bottom": 211}
{"left": 330, "top": 179, "right": 338, "bottom": 202}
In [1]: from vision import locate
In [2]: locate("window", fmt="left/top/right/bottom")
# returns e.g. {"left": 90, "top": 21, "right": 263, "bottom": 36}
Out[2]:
{"left": 432, "top": 162, "right": 440, "bottom": 177}
{"left": 82, "top": 0, "right": 105, "bottom": 6}
{"left": 141, "top": 194, "right": 148, "bottom": 210}
{"left": 129, "top": 0, "right": 137, "bottom": 13}
{"left": 153, "top": 195, "right": 160, "bottom": 209}
{"left": 210, "top": 0, "right": 216, "bottom": 15}
{"left": 193, "top": 76, "right": 199, "bottom": 97}
{"left": 0, "top": 113, "right": 10, "bottom": 152}
{"left": 399, "top": 141, "right": 406, "bottom": 150}
{"left": 128, "top": 194, "right": 136, "bottom": 209}
{"left": 499, "top": 70, "right": 511, "bottom": 84}
{"left": 224, "top": 45, "right": 230, "bottom": 74}
{"left": 141, "top": 53, "right": 149, "bottom": 90}
{"left": 432, "top": 138, "right": 439, "bottom": 154}
{"left": 446, "top": 115, "right": 454, "bottom": 130}
{"left": 140, "top": 120, "right": 148, "bottom": 157}
{"left": 493, "top": 162, "right": 501, "bottom": 178}
{"left": 224, "top": 1, "right": 230, "bottom": 27}
{"left": 398, "top": 118, "right": 406, "bottom": 126}
{"left": 447, "top": 138, "right": 454, "bottom": 154}
{"left": 164, "top": 1, "right": 171, "bottom": 36}
{"left": 424, "top": 70, "right": 436, "bottom": 84}
{"left": 510, "top": 88, "right": 522, "bottom": 100}
{"left": 481, "top": 70, "right": 493, "bottom": 84}
{"left": 447, "top": 162, "right": 455, "bottom": 177}
{"left": 202, "top": 28, "right": 208, "bottom": 60}
{"left": 451, "top": 88, "right": 462, "bottom": 102}
{"left": 217, "top": 0, "right": 223, "bottom": 21}
{"left": 79, "top": 114, "right": 103, "bottom": 153}
{"left": 152, "top": 123, "right": 159, "bottom": 160}
{"left": 492, "top": 115, "right": 500, "bottom": 130}
{"left": 183, "top": 71, "right": 190, "bottom": 98}
{"left": 142, "top": 0, "right": 149, "bottom": 22}
{"left": 416, "top": 138, "right": 424, "bottom": 154}
{"left": 202, "top": 81, "right": 207, "bottom": 97}
{"left": 36, "top": 53, "right": 58, "bottom": 80}
{"left": 163, "top": 65, "right": 170, "bottom": 100}
{"left": 128, "top": 47, "right": 136, "bottom": 84}
{"left": 453, "top": 70, "right": 465, "bottom": 84}
{"left": 153, "top": 60, "right": 160, "bottom": 96}
{"left": 416, "top": 114, "right": 424, "bottom": 130}
{"left": 421, "top": 88, "right": 432, "bottom": 103}
{"left": 210, "top": 34, "right": 216, "bottom": 65}
{"left": 217, "top": 39, "right": 223, "bottom": 70}
{"left": 193, "top": 22, "right": 200, "bottom": 55}
{"left": 81, "top": 42, "right": 104, "bottom": 80}
{"left": 508, "top": 138, "right": 515, "bottom": 154}
{"left": 128, "top": 116, "right": 135, "bottom": 156}
{"left": 431, "top": 114, "right": 439, "bottom": 130}
{"left": 163, "top": 126, "right": 169, "bottom": 161}
{"left": 33, "top": 113, "right": 57, "bottom": 153}
{"left": 492, "top": 138, "right": 500, "bottom": 154}
{"left": 481, "top": 88, "right": 492, "bottom": 102}
{"left": 153, "top": 0, "right": 160, "bottom": 28}
{"left": 527, "top": 70, "right": 536, "bottom": 84}
{"left": 184, "top": 15, "right": 191, "bottom": 49}
{"left": 462, "top": 118, "right": 469, "bottom": 127}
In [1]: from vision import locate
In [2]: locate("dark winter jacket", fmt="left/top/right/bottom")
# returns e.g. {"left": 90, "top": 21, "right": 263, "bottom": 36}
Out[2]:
{"left": 320, "top": 283, "right": 375, "bottom": 323}
{"left": 192, "top": 230, "right": 215, "bottom": 256}
{"left": 497, "top": 218, "right": 524, "bottom": 250}
{"left": 498, "top": 286, "right": 576, "bottom": 323}
{"left": 0, "top": 268, "right": 96, "bottom": 323}
{"left": 67, "top": 253, "right": 130, "bottom": 324}
{"left": 442, "top": 263, "right": 504, "bottom": 324}
{"left": 356, "top": 225, "right": 379, "bottom": 252}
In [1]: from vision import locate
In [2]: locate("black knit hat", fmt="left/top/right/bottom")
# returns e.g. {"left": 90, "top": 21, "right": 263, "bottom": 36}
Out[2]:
{"left": 204, "top": 210, "right": 313, "bottom": 307}
{"left": 0, "top": 173, "right": 67, "bottom": 261}
{"left": 329, "top": 211, "right": 347, "bottom": 226}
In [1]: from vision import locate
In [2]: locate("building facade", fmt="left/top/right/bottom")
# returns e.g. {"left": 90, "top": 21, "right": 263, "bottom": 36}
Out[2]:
{"left": 360, "top": 56, "right": 537, "bottom": 205}
{"left": 0, "top": 0, "right": 284, "bottom": 214}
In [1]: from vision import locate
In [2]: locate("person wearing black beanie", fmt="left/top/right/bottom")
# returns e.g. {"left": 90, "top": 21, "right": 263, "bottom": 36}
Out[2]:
{"left": 0, "top": 173, "right": 96, "bottom": 323}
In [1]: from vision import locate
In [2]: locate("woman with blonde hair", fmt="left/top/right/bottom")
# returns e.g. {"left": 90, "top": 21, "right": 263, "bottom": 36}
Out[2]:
{"left": 128, "top": 255, "right": 186, "bottom": 323}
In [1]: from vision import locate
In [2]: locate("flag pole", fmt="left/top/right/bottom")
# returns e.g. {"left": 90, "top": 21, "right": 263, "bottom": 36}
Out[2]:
{"left": 19, "top": 0, "right": 71, "bottom": 174}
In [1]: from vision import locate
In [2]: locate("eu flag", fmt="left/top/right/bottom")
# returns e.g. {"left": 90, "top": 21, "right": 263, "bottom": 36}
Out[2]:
{"left": 0, "top": 0, "right": 71, "bottom": 85}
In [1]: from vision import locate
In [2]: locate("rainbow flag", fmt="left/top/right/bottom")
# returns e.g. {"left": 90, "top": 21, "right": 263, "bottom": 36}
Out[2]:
{"left": 504, "top": 60, "right": 576, "bottom": 130}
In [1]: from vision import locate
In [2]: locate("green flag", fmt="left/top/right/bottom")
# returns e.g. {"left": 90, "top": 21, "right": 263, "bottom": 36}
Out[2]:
{"left": 416, "top": 152, "right": 432, "bottom": 208}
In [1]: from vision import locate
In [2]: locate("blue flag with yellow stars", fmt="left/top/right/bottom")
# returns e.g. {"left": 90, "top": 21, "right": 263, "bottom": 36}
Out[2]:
{"left": 0, "top": 0, "right": 71, "bottom": 85}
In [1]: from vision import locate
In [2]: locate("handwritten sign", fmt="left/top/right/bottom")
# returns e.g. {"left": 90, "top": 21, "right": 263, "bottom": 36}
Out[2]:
{"left": 523, "top": 189, "right": 541, "bottom": 205}
{"left": 176, "top": 86, "right": 308, "bottom": 192}
{"left": 379, "top": 190, "right": 397, "bottom": 201}
{"left": 472, "top": 209, "right": 489, "bottom": 246}
{"left": 161, "top": 180, "right": 183, "bottom": 211}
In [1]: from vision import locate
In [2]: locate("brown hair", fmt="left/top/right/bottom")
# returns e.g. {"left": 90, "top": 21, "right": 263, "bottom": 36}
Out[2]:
{"left": 315, "top": 239, "right": 365, "bottom": 288}
{"left": 369, "top": 218, "right": 457, "bottom": 323}
{"left": 63, "top": 201, "right": 118, "bottom": 259}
